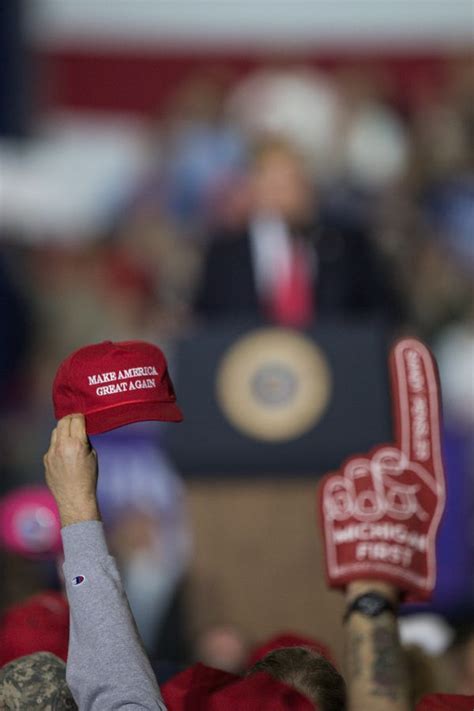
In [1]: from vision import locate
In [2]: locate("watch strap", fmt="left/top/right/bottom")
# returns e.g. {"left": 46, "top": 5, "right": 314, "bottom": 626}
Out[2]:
{"left": 343, "top": 592, "right": 397, "bottom": 624}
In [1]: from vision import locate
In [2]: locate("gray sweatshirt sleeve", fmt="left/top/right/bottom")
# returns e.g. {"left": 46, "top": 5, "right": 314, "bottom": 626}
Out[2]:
{"left": 62, "top": 520, "right": 167, "bottom": 711}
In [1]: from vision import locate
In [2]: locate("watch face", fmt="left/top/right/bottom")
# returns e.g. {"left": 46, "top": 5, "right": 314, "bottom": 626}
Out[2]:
{"left": 359, "top": 594, "right": 385, "bottom": 616}
{"left": 353, "top": 593, "right": 394, "bottom": 618}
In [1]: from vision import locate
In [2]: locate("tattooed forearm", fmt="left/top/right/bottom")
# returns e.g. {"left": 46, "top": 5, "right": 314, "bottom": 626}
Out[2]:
{"left": 345, "top": 613, "right": 410, "bottom": 711}
{"left": 348, "top": 631, "right": 364, "bottom": 680}
{"left": 370, "top": 619, "right": 407, "bottom": 701}
{"left": 344, "top": 582, "right": 410, "bottom": 711}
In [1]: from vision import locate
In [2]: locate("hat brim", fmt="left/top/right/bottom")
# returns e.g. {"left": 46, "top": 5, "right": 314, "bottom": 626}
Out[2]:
{"left": 85, "top": 400, "right": 183, "bottom": 435}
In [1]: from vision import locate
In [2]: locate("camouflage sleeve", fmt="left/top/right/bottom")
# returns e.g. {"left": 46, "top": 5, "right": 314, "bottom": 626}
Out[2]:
{"left": 62, "top": 520, "right": 167, "bottom": 710}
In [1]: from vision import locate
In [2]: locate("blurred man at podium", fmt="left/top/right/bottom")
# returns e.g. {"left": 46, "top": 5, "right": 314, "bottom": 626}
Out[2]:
{"left": 196, "top": 136, "right": 400, "bottom": 327}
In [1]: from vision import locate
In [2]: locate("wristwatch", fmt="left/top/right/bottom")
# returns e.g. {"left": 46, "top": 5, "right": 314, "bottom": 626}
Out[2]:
{"left": 343, "top": 592, "right": 397, "bottom": 623}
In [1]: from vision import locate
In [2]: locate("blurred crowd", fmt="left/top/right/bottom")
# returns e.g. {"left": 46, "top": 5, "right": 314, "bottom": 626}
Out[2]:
{"left": 2, "top": 57, "right": 473, "bottom": 399}
{"left": 1, "top": 54, "right": 473, "bottom": 701}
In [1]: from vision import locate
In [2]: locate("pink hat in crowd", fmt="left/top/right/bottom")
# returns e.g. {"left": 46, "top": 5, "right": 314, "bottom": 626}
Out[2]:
{"left": 0, "top": 486, "right": 61, "bottom": 559}
{"left": 53, "top": 340, "right": 183, "bottom": 435}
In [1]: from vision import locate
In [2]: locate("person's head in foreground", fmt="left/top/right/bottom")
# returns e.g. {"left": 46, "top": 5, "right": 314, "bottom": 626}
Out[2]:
{"left": 247, "top": 644, "right": 346, "bottom": 711}
{"left": 0, "top": 652, "right": 76, "bottom": 711}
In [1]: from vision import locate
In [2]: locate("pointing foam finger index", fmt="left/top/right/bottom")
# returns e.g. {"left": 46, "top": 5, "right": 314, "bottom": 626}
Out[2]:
{"left": 390, "top": 338, "right": 444, "bottom": 481}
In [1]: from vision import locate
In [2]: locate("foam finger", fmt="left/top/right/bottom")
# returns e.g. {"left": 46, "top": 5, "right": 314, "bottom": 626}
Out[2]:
{"left": 389, "top": 338, "right": 443, "bottom": 476}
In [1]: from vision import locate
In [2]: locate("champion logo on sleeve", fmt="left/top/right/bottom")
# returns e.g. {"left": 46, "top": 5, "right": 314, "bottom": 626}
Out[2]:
{"left": 72, "top": 575, "right": 86, "bottom": 586}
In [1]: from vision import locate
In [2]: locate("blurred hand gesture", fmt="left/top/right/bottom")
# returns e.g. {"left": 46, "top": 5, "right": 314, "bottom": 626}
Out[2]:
{"left": 44, "top": 414, "right": 100, "bottom": 527}
{"left": 318, "top": 338, "right": 445, "bottom": 601}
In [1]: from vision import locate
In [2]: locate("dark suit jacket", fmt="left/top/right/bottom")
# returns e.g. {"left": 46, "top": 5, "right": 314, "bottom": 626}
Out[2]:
{"left": 195, "top": 222, "right": 401, "bottom": 322}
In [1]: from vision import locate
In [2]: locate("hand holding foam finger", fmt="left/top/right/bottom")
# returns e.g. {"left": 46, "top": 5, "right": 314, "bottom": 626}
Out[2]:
{"left": 319, "top": 338, "right": 446, "bottom": 600}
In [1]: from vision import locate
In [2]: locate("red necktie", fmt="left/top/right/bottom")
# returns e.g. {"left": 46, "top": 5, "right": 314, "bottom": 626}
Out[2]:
{"left": 267, "top": 240, "right": 315, "bottom": 327}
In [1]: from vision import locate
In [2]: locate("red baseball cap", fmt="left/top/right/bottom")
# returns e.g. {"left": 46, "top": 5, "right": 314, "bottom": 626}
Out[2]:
{"left": 53, "top": 340, "right": 183, "bottom": 435}
{"left": 0, "top": 591, "right": 69, "bottom": 667}
{"left": 416, "top": 694, "right": 474, "bottom": 710}
{"left": 162, "top": 663, "right": 314, "bottom": 710}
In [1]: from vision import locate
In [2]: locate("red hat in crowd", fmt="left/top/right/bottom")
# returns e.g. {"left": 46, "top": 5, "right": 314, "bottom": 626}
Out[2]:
{"left": 0, "top": 487, "right": 62, "bottom": 559}
{"left": 247, "top": 631, "right": 337, "bottom": 669}
{"left": 416, "top": 694, "right": 474, "bottom": 710}
{"left": 162, "top": 665, "right": 474, "bottom": 711}
{"left": 0, "top": 591, "right": 69, "bottom": 667}
{"left": 162, "top": 663, "right": 314, "bottom": 711}
{"left": 53, "top": 340, "right": 183, "bottom": 435}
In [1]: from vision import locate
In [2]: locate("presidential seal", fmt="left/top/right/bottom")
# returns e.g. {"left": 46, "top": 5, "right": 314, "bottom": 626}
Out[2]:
{"left": 216, "top": 328, "right": 331, "bottom": 441}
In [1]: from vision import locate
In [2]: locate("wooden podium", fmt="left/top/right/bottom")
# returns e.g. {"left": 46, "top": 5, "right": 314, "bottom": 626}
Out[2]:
{"left": 165, "top": 318, "right": 394, "bottom": 661}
